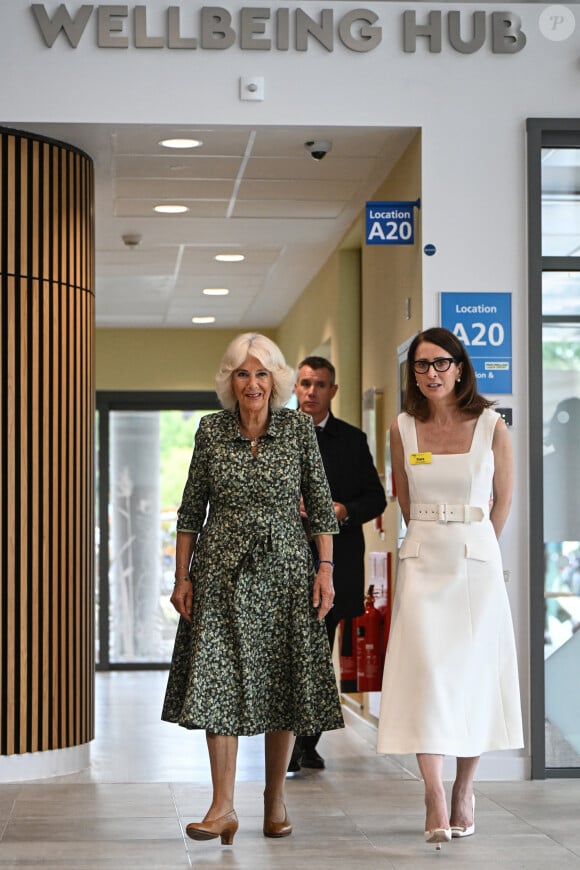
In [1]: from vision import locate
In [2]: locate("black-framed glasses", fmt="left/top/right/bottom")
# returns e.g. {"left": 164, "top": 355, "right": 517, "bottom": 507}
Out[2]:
{"left": 413, "top": 357, "right": 457, "bottom": 374}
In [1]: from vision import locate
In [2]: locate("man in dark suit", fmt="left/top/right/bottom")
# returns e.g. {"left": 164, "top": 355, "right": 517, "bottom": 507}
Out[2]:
{"left": 290, "top": 356, "right": 387, "bottom": 771}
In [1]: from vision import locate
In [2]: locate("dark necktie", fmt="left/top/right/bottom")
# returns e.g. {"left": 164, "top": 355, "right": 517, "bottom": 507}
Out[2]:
{"left": 315, "top": 425, "right": 323, "bottom": 441}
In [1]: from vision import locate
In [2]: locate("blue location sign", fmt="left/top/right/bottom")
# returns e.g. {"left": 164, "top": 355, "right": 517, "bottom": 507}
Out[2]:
{"left": 440, "top": 292, "right": 512, "bottom": 394}
{"left": 365, "top": 199, "right": 420, "bottom": 245}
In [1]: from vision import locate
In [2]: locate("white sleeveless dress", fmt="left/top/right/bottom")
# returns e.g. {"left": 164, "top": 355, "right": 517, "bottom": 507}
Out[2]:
{"left": 377, "top": 409, "right": 523, "bottom": 756}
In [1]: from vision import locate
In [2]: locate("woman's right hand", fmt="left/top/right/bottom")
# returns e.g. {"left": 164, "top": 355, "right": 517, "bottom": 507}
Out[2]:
{"left": 170, "top": 579, "right": 193, "bottom": 622}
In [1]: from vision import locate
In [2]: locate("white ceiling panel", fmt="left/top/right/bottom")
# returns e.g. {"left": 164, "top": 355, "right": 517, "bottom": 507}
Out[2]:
{"left": 177, "top": 247, "right": 282, "bottom": 274}
{"left": 242, "top": 155, "right": 375, "bottom": 182}
{"left": 232, "top": 200, "right": 345, "bottom": 219}
{"left": 115, "top": 179, "right": 236, "bottom": 199}
{"left": 97, "top": 249, "right": 180, "bottom": 273}
{"left": 236, "top": 179, "right": 356, "bottom": 201}
{"left": 112, "top": 127, "right": 253, "bottom": 156}
{"left": 97, "top": 314, "right": 168, "bottom": 326}
{"left": 114, "top": 156, "right": 244, "bottom": 179}
{"left": 114, "top": 199, "right": 230, "bottom": 218}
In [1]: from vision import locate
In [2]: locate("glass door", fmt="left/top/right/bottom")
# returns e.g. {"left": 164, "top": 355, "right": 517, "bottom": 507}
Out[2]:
{"left": 542, "top": 321, "right": 580, "bottom": 769}
{"left": 96, "top": 393, "right": 219, "bottom": 669}
{"left": 528, "top": 123, "right": 580, "bottom": 776}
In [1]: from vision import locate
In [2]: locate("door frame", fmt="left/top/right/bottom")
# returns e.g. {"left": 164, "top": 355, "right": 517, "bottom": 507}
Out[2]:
{"left": 527, "top": 118, "right": 580, "bottom": 778}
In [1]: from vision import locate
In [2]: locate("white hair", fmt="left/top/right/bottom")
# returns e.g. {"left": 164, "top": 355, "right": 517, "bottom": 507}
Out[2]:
{"left": 215, "top": 333, "right": 295, "bottom": 411}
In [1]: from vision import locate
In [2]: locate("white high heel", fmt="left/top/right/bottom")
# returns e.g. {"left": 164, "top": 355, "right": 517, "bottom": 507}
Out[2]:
{"left": 424, "top": 828, "right": 452, "bottom": 851}
{"left": 451, "top": 795, "right": 475, "bottom": 838}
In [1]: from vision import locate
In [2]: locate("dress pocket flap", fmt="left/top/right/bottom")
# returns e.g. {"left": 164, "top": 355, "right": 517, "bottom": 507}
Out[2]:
{"left": 399, "top": 540, "right": 421, "bottom": 560}
{"left": 464, "top": 540, "right": 489, "bottom": 562}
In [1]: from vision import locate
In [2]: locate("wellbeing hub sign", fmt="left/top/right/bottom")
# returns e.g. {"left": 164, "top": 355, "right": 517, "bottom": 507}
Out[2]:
{"left": 29, "top": 5, "right": 529, "bottom": 55}
{"left": 440, "top": 292, "right": 512, "bottom": 394}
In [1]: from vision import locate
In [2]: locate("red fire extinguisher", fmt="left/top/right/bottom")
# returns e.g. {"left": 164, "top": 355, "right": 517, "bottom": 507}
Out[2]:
{"left": 338, "top": 618, "right": 358, "bottom": 693}
{"left": 355, "top": 585, "right": 385, "bottom": 692}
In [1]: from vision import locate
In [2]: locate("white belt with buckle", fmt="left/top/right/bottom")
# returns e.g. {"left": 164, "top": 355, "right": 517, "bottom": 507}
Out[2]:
{"left": 410, "top": 503, "right": 486, "bottom": 523}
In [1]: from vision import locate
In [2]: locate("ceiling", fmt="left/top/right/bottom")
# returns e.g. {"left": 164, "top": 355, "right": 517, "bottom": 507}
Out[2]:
{"left": 17, "top": 122, "right": 417, "bottom": 329}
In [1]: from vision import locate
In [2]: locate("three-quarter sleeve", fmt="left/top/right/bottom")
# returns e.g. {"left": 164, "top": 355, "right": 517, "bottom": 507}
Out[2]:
{"left": 299, "top": 413, "right": 339, "bottom": 537}
{"left": 176, "top": 416, "right": 211, "bottom": 534}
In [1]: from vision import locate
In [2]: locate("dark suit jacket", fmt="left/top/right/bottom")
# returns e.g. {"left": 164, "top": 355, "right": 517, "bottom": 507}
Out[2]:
{"left": 314, "top": 412, "right": 386, "bottom": 619}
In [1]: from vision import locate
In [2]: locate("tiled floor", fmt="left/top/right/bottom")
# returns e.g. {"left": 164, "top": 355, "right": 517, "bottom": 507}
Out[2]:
{"left": 1, "top": 672, "right": 580, "bottom": 868}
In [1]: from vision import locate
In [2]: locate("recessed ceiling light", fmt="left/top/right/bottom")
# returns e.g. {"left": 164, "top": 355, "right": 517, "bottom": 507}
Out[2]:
{"left": 154, "top": 204, "right": 189, "bottom": 214}
{"left": 160, "top": 138, "right": 203, "bottom": 149}
{"left": 203, "top": 288, "right": 230, "bottom": 296}
{"left": 214, "top": 253, "right": 245, "bottom": 262}
{"left": 192, "top": 316, "right": 216, "bottom": 324}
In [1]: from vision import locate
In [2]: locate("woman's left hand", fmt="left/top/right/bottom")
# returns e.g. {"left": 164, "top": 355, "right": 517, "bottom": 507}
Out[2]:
{"left": 313, "top": 565, "right": 335, "bottom": 621}
{"left": 170, "top": 579, "right": 193, "bottom": 622}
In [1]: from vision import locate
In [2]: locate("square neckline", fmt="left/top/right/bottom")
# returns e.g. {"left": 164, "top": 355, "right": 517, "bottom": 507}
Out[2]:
{"left": 412, "top": 414, "right": 482, "bottom": 457}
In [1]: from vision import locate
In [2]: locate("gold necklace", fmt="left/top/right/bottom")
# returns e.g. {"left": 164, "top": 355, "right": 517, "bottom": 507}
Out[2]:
{"left": 239, "top": 426, "right": 262, "bottom": 445}
{"left": 239, "top": 418, "right": 269, "bottom": 448}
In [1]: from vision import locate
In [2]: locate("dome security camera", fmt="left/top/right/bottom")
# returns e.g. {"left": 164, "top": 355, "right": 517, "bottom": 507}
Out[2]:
{"left": 122, "top": 233, "right": 142, "bottom": 249}
{"left": 305, "top": 139, "right": 332, "bottom": 161}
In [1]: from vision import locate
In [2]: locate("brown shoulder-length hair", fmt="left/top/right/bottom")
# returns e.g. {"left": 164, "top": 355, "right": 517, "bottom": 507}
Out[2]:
{"left": 403, "top": 327, "right": 495, "bottom": 421}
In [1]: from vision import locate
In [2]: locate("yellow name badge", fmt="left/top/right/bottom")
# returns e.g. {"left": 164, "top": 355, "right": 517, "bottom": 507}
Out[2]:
{"left": 409, "top": 452, "right": 432, "bottom": 465}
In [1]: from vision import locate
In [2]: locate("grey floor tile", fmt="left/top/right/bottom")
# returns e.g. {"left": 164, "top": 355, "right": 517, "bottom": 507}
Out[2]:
{"left": 0, "top": 839, "right": 190, "bottom": 868}
{"left": 3, "top": 815, "right": 182, "bottom": 842}
{"left": 11, "top": 783, "right": 176, "bottom": 819}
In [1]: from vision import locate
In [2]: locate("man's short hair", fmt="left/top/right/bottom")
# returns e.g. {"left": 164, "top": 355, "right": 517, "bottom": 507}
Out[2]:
{"left": 297, "top": 356, "right": 336, "bottom": 385}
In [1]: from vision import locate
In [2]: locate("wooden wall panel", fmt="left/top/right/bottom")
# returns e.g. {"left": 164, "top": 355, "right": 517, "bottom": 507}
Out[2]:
{"left": 0, "top": 127, "right": 95, "bottom": 756}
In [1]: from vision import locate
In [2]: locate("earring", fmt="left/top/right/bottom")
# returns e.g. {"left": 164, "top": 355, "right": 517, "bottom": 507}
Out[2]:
{"left": 456, "top": 377, "right": 461, "bottom": 383}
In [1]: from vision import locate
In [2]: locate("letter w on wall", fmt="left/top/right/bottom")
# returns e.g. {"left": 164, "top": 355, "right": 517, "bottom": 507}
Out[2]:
{"left": 31, "top": 3, "right": 93, "bottom": 48}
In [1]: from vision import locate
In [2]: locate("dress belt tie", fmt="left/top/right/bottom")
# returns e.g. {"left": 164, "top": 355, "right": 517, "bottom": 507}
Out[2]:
{"left": 409, "top": 503, "right": 486, "bottom": 523}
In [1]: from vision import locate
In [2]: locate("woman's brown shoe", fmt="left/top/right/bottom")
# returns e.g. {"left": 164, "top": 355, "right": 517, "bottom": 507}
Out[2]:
{"left": 186, "top": 810, "right": 238, "bottom": 845}
{"left": 263, "top": 806, "right": 292, "bottom": 838}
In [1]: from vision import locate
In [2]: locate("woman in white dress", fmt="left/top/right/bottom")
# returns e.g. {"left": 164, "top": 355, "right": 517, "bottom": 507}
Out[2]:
{"left": 377, "top": 327, "right": 523, "bottom": 850}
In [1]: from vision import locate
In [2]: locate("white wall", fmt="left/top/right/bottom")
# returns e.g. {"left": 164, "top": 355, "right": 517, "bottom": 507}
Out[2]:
{"left": 3, "top": 1, "right": 580, "bottom": 777}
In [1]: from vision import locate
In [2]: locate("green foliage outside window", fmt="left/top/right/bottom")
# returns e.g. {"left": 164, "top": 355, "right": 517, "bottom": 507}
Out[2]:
{"left": 543, "top": 342, "right": 580, "bottom": 370}
{"left": 159, "top": 410, "right": 217, "bottom": 509}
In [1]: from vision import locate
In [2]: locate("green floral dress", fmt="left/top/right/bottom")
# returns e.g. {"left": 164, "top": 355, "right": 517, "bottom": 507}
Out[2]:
{"left": 161, "top": 407, "right": 344, "bottom": 736}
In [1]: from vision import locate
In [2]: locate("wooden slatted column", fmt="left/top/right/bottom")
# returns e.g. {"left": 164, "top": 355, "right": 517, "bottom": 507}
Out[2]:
{"left": 0, "top": 126, "right": 95, "bottom": 760}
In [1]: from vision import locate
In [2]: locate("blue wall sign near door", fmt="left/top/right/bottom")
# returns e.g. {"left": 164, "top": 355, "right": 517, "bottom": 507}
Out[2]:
{"left": 440, "top": 292, "right": 512, "bottom": 394}
{"left": 365, "top": 199, "right": 420, "bottom": 245}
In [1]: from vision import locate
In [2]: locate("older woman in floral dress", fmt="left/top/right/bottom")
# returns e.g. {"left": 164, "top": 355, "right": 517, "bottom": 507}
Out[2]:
{"left": 162, "top": 332, "right": 343, "bottom": 845}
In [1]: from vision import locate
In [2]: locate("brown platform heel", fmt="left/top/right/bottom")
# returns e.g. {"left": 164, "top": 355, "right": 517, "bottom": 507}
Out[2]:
{"left": 186, "top": 810, "right": 238, "bottom": 845}
{"left": 263, "top": 805, "right": 292, "bottom": 838}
